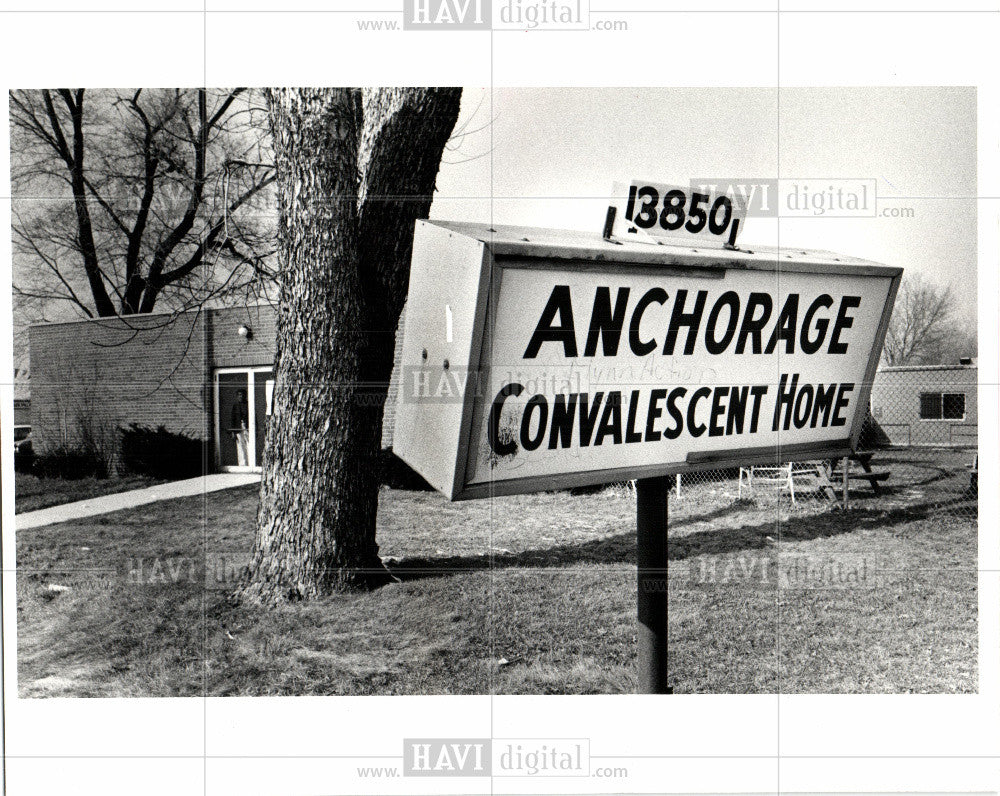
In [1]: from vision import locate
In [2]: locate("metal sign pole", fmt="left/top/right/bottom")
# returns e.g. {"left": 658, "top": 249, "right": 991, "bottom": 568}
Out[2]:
{"left": 636, "top": 475, "right": 672, "bottom": 694}
{"left": 842, "top": 455, "right": 850, "bottom": 510}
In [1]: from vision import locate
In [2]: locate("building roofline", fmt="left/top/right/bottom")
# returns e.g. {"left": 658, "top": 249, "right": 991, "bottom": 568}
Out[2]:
{"left": 877, "top": 363, "right": 977, "bottom": 373}
{"left": 28, "top": 301, "right": 276, "bottom": 330}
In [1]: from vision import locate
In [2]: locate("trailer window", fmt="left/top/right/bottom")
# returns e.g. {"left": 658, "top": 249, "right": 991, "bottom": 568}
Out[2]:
{"left": 943, "top": 393, "right": 966, "bottom": 420}
{"left": 919, "top": 391, "right": 965, "bottom": 420}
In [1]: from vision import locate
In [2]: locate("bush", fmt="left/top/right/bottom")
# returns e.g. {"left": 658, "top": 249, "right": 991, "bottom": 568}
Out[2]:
{"left": 119, "top": 424, "right": 206, "bottom": 480}
{"left": 33, "top": 444, "right": 109, "bottom": 480}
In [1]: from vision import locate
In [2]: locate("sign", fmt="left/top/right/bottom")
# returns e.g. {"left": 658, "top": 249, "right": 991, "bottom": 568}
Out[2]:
{"left": 393, "top": 220, "right": 901, "bottom": 500}
{"left": 609, "top": 179, "right": 748, "bottom": 249}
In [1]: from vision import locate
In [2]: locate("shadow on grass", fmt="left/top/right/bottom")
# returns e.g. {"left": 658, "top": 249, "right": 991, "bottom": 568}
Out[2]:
{"left": 386, "top": 495, "right": 976, "bottom": 582}
{"left": 878, "top": 464, "right": 956, "bottom": 490}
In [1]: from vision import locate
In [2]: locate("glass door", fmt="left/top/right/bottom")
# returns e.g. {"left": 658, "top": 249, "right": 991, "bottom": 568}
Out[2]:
{"left": 215, "top": 368, "right": 274, "bottom": 471}
{"left": 253, "top": 369, "right": 274, "bottom": 469}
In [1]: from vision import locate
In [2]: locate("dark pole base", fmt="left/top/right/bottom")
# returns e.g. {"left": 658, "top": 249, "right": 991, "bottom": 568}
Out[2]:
{"left": 636, "top": 475, "right": 672, "bottom": 694}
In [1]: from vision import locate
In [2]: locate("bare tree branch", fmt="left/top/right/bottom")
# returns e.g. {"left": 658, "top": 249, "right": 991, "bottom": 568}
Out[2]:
{"left": 11, "top": 87, "right": 277, "bottom": 323}
{"left": 882, "top": 274, "right": 969, "bottom": 366}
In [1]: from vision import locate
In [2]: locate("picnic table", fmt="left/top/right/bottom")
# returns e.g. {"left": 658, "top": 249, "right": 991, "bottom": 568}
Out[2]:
{"left": 829, "top": 452, "right": 891, "bottom": 495}
{"left": 737, "top": 452, "right": 890, "bottom": 505}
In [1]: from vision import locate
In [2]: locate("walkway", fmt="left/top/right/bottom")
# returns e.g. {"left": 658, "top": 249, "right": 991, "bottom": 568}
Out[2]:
{"left": 16, "top": 472, "right": 261, "bottom": 530}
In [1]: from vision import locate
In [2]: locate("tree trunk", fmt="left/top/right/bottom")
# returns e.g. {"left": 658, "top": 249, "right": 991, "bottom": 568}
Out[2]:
{"left": 239, "top": 87, "right": 461, "bottom": 603}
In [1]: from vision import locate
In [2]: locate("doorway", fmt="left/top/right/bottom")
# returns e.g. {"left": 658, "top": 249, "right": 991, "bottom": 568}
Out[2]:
{"left": 214, "top": 367, "right": 274, "bottom": 471}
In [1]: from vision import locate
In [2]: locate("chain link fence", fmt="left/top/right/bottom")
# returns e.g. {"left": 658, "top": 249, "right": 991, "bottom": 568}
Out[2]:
{"left": 663, "top": 418, "right": 977, "bottom": 527}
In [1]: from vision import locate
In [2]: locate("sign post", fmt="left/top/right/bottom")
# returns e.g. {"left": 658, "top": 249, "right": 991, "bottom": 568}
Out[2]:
{"left": 636, "top": 476, "right": 671, "bottom": 694}
{"left": 393, "top": 219, "right": 902, "bottom": 694}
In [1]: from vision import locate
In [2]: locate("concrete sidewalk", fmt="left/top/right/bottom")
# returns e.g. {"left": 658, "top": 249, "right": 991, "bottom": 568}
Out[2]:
{"left": 16, "top": 472, "right": 261, "bottom": 530}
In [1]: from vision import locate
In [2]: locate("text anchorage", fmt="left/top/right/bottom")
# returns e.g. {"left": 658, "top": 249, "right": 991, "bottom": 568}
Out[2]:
{"left": 523, "top": 285, "right": 859, "bottom": 359}
{"left": 487, "top": 284, "right": 861, "bottom": 457}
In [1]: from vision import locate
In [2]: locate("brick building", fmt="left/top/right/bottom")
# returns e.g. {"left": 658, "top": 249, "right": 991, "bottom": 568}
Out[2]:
{"left": 869, "top": 361, "right": 978, "bottom": 447}
{"left": 29, "top": 304, "right": 404, "bottom": 472}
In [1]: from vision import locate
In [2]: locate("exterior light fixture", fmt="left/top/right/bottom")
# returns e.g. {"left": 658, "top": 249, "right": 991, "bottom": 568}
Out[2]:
{"left": 237, "top": 324, "right": 253, "bottom": 341}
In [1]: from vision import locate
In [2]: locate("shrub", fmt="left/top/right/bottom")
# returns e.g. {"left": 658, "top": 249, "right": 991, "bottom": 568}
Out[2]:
{"left": 119, "top": 424, "right": 206, "bottom": 481}
{"left": 33, "top": 444, "right": 109, "bottom": 480}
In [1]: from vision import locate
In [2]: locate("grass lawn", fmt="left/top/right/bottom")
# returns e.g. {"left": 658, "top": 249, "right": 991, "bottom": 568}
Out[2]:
{"left": 16, "top": 455, "right": 977, "bottom": 696}
{"left": 15, "top": 472, "right": 167, "bottom": 514}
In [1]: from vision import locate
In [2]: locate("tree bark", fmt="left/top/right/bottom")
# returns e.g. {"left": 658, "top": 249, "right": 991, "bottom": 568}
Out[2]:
{"left": 239, "top": 87, "right": 461, "bottom": 603}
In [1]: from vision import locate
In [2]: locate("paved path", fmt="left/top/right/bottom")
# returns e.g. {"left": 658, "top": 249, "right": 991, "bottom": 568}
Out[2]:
{"left": 16, "top": 472, "right": 261, "bottom": 530}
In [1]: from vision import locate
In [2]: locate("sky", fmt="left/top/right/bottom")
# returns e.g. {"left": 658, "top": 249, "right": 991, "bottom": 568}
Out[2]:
{"left": 431, "top": 86, "right": 978, "bottom": 331}
{"left": 10, "top": 85, "right": 977, "bottom": 364}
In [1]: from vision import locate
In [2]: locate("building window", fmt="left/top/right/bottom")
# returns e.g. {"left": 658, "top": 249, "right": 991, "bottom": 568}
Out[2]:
{"left": 919, "top": 391, "right": 966, "bottom": 421}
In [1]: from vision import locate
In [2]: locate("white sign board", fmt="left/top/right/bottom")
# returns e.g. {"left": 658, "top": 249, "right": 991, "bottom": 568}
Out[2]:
{"left": 393, "top": 221, "right": 901, "bottom": 501}
{"left": 609, "top": 180, "right": 748, "bottom": 248}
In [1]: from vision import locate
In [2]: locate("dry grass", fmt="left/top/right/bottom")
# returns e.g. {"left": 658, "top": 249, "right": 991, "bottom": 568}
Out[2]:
{"left": 15, "top": 472, "right": 166, "bottom": 514}
{"left": 16, "top": 451, "right": 978, "bottom": 696}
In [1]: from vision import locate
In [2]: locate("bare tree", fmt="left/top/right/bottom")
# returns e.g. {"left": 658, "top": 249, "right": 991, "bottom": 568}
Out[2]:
{"left": 882, "top": 274, "right": 970, "bottom": 366}
{"left": 238, "top": 87, "right": 462, "bottom": 603}
{"left": 10, "top": 88, "right": 276, "bottom": 320}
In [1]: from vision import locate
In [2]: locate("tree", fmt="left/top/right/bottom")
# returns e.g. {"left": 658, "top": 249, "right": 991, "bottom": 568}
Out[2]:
{"left": 238, "top": 88, "right": 462, "bottom": 604}
{"left": 882, "top": 274, "right": 973, "bottom": 366}
{"left": 10, "top": 88, "right": 275, "bottom": 319}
